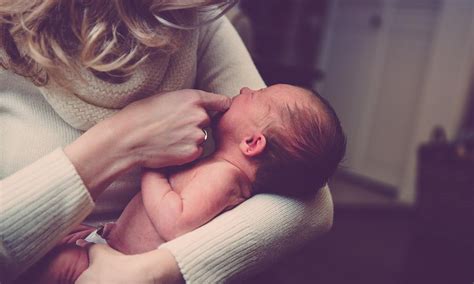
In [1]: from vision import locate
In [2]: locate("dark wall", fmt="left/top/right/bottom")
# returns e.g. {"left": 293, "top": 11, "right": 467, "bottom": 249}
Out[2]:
{"left": 461, "top": 85, "right": 474, "bottom": 133}
{"left": 240, "top": 0, "right": 328, "bottom": 88}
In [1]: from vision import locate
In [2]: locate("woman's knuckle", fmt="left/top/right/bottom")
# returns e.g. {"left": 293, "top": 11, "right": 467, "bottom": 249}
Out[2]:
{"left": 190, "top": 130, "right": 200, "bottom": 139}
{"left": 187, "top": 94, "right": 200, "bottom": 104}
{"left": 182, "top": 144, "right": 194, "bottom": 154}
{"left": 200, "top": 111, "right": 209, "bottom": 120}
{"left": 191, "top": 145, "right": 200, "bottom": 154}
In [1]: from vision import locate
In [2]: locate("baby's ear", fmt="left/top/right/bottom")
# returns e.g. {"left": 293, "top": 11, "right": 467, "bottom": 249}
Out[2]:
{"left": 239, "top": 133, "right": 267, "bottom": 157}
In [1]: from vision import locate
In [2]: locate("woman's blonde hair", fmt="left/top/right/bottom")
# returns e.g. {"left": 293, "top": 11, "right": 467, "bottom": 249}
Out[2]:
{"left": 0, "top": 0, "right": 223, "bottom": 85}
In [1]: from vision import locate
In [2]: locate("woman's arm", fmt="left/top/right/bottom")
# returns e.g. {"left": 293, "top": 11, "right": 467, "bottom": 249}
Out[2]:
{"left": 75, "top": 244, "right": 184, "bottom": 284}
{"left": 0, "top": 89, "right": 230, "bottom": 282}
{"left": 161, "top": 188, "right": 333, "bottom": 283}
{"left": 64, "top": 89, "right": 232, "bottom": 199}
{"left": 78, "top": 187, "right": 332, "bottom": 284}
{"left": 0, "top": 149, "right": 94, "bottom": 283}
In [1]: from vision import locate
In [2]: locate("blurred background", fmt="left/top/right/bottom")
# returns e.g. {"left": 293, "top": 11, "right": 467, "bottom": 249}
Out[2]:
{"left": 228, "top": 0, "right": 474, "bottom": 283}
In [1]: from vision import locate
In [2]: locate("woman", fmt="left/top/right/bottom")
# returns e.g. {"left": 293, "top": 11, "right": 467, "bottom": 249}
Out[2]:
{"left": 0, "top": 0, "right": 333, "bottom": 283}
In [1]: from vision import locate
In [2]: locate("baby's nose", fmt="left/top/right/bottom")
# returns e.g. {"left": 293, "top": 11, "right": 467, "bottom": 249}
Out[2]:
{"left": 239, "top": 87, "right": 252, "bottom": 95}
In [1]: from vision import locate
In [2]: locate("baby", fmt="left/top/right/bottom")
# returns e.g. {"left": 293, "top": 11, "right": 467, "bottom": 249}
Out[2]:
{"left": 23, "top": 84, "right": 346, "bottom": 283}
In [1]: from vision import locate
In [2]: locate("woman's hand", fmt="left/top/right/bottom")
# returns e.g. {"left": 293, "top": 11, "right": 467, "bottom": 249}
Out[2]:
{"left": 112, "top": 89, "right": 230, "bottom": 168}
{"left": 64, "top": 89, "right": 231, "bottom": 199}
{"left": 75, "top": 245, "right": 184, "bottom": 284}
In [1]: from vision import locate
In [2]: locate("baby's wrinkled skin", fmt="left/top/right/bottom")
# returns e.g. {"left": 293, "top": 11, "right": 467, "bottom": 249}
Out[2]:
{"left": 27, "top": 84, "right": 310, "bottom": 283}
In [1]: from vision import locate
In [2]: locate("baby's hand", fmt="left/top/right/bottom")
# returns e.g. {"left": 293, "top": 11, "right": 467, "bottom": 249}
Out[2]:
{"left": 58, "top": 224, "right": 96, "bottom": 246}
{"left": 17, "top": 244, "right": 89, "bottom": 284}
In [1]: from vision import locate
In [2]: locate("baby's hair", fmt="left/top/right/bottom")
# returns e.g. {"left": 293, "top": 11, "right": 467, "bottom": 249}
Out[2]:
{"left": 0, "top": 0, "right": 225, "bottom": 85}
{"left": 253, "top": 88, "right": 346, "bottom": 197}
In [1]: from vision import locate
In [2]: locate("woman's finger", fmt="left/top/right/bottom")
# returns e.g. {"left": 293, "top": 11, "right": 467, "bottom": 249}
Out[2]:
{"left": 179, "top": 144, "right": 203, "bottom": 165}
{"left": 195, "top": 145, "right": 204, "bottom": 158}
{"left": 197, "top": 112, "right": 211, "bottom": 128}
{"left": 197, "top": 91, "right": 232, "bottom": 112}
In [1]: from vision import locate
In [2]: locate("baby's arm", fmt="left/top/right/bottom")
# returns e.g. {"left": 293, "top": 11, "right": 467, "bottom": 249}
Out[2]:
{"left": 141, "top": 168, "right": 241, "bottom": 241}
{"left": 140, "top": 170, "right": 180, "bottom": 241}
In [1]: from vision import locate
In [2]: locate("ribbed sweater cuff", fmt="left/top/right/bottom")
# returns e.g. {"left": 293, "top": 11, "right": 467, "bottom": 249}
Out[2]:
{"left": 160, "top": 206, "right": 258, "bottom": 284}
{"left": 0, "top": 148, "right": 94, "bottom": 280}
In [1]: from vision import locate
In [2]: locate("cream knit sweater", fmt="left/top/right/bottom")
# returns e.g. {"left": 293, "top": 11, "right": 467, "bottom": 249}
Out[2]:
{"left": 0, "top": 17, "right": 333, "bottom": 283}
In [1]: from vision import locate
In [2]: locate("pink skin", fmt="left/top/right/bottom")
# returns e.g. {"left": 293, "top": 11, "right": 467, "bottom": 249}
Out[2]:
{"left": 214, "top": 84, "right": 310, "bottom": 151}
{"left": 18, "top": 226, "right": 93, "bottom": 283}
{"left": 32, "top": 84, "right": 308, "bottom": 283}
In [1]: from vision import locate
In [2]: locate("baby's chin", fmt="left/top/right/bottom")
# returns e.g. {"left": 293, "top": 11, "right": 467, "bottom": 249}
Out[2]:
{"left": 211, "top": 97, "right": 236, "bottom": 136}
{"left": 211, "top": 99, "right": 234, "bottom": 129}
{"left": 211, "top": 111, "right": 224, "bottom": 129}
{"left": 211, "top": 110, "right": 236, "bottom": 143}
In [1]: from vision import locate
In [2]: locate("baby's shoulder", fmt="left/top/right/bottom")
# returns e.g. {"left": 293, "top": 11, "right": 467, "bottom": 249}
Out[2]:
{"left": 195, "top": 160, "right": 240, "bottom": 182}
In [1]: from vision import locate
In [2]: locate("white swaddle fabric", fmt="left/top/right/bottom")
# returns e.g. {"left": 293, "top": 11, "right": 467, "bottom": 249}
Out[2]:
{"left": 84, "top": 230, "right": 108, "bottom": 245}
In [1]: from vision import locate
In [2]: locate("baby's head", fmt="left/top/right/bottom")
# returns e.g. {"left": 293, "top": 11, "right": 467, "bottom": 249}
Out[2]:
{"left": 215, "top": 84, "right": 346, "bottom": 197}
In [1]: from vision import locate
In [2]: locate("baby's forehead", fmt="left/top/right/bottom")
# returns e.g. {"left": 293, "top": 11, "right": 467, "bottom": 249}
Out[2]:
{"left": 266, "top": 84, "right": 327, "bottom": 126}
{"left": 266, "top": 84, "right": 316, "bottom": 106}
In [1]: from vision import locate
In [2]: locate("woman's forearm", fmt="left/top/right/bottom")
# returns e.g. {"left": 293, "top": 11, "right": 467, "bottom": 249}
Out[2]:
{"left": 64, "top": 89, "right": 231, "bottom": 200}
{"left": 75, "top": 245, "right": 184, "bottom": 284}
{"left": 159, "top": 187, "right": 333, "bottom": 283}
{"left": 145, "top": 249, "right": 185, "bottom": 284}
{"left": 64, "top": 117, "right": 137, "bottom": 200}
{"left": 0, "top": 149, "right": 95, "bottom": 282}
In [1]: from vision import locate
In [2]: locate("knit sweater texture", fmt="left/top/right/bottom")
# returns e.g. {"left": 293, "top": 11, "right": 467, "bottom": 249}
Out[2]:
{"left": 0, "top": 17, "right": 333, "bottom": 283}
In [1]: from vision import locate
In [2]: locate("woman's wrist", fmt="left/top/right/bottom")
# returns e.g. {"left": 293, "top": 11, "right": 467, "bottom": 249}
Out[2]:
{"left": 138, "top": 249, "right": 184, "bottom": 284}
{"left": 75, "top": 245, "right": 184, "bottom": 284}
{"left": 64, "top": 118, "right": 138, "bottom": 199}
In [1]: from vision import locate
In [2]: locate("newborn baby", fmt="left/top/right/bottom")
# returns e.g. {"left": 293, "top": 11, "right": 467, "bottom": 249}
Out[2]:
{"left": 25, "top": 84, "right": 346, "bottom": 283}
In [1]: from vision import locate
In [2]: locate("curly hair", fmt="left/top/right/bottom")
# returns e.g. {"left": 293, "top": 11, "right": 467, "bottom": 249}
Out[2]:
{"left": 253, "top": 89, "right": 346, "bottom": 197}
{"left": 0, "top": 0, "right": 225, "bottom": 85}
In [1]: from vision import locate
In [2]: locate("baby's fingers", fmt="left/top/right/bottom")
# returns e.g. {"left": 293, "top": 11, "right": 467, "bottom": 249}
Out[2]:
{"left": 75, "top": 239, "right": 93, "bottom": 248}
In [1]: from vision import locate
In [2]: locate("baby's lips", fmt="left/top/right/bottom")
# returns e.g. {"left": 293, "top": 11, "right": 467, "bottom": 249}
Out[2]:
{"left": 227, "top": 95, "right": 238, "bottom": 107}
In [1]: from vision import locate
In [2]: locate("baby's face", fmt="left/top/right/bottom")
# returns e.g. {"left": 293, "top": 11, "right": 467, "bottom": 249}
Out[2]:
{"left": 214, "top": 84, "right": 307, "bottom": 141}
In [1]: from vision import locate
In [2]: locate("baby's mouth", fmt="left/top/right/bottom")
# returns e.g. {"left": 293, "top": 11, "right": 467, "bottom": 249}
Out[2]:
{"left": 232, "top": 94, "right": 240, "bottom": 101}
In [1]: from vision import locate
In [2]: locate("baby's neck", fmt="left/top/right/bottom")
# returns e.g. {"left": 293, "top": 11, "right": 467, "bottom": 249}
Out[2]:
{"left": 211, "top": 149, "right": 255, "bottom": 185}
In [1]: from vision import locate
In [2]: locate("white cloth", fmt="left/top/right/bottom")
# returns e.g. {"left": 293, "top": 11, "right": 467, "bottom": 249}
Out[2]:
{"left": 84, "top": 230, "right": 108, "bottom": 245}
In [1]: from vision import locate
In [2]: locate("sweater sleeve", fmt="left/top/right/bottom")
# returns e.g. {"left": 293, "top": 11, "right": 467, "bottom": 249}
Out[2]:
{"left": 161, "top": 186, "right": 333, "bottom": 283}
{"left": 160, "top": 17, "right": 334, "bottom": 283}
{"left": 195, "top": 16, "right": 266, "bottom": 96}
{"left": 0, "top": 148, "right": 94, "bottom": 282}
